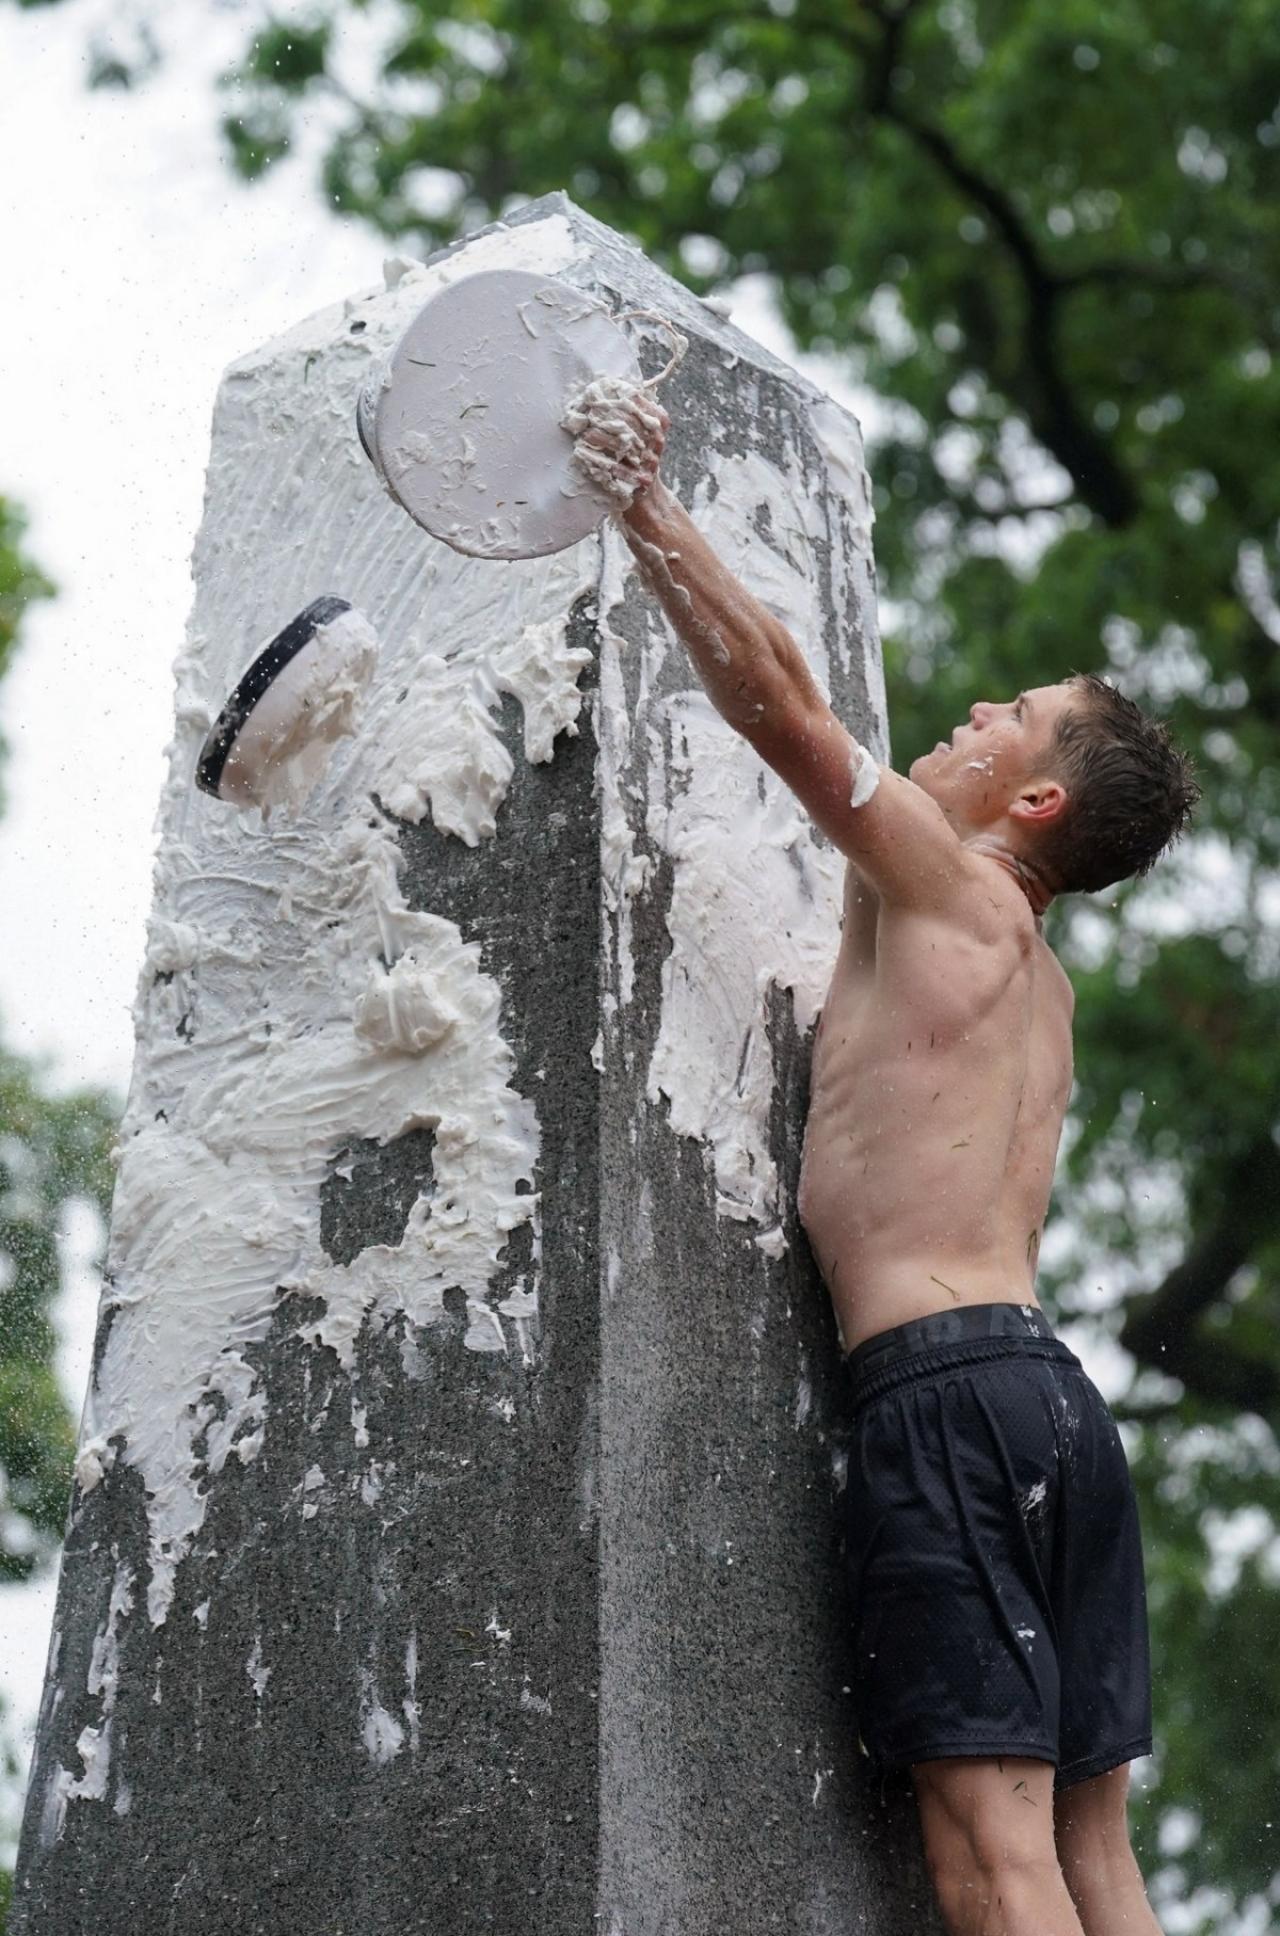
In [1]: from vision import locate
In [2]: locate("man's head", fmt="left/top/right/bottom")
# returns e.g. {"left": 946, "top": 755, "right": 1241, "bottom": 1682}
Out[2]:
{"left": 909, "top": 673, "right": 1200, "bottom": 895}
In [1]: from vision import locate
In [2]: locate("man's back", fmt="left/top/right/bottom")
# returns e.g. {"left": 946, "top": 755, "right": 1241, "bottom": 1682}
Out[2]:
{"left": 799, "top": 856, "right": 1076, "bottom": 1353}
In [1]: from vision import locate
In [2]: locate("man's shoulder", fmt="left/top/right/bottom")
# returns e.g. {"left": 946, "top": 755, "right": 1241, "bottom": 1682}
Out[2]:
{"left": 865, "top": 845, "right": 1034, "bottom": 950}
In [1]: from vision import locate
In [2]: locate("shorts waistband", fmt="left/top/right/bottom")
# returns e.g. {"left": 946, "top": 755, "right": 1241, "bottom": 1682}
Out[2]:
{"left": 844, "top": 1302, "right": 1078, "bottom": 1409}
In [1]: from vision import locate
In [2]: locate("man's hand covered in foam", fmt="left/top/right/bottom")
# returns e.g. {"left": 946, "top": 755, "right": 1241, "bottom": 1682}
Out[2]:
{"left": 560, "top": 375, "right": 669, "bottom": 511}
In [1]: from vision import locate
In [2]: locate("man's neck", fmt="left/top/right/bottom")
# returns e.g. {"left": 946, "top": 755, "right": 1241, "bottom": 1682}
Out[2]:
{"left": 965, "top": 835, "right": 1056, "bottom": 921}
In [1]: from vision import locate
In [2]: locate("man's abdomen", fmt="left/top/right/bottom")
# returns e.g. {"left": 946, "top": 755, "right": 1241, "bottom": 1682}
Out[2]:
{"left": 798, "top": 1122, "right": 1049, "bottom": 1356}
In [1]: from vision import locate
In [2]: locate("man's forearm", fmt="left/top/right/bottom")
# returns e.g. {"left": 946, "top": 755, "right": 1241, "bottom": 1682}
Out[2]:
{"left": 618, "top": 480, "right": 816, "bottom": 736}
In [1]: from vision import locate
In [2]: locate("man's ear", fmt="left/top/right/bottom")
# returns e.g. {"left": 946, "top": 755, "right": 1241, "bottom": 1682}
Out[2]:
{"left": 1009, "top": 779, "right": 1068, "bottom": 829}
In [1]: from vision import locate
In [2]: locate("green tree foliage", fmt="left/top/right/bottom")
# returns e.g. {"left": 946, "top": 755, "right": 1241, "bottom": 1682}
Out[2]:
{"left": 0, "top": 505, "right": 120, "bottom": 1898}
{"left": 0, "top": 1056, "right": 117, "bottom": 1581}
{"left": 4, "top": 0, "right": 1279, "bottom": 1918}
{"left": 0, "top": 500, "right": 52, "bottom": 825}
{"left": 0, "top": 502, "right": 117, "bottom": 1571}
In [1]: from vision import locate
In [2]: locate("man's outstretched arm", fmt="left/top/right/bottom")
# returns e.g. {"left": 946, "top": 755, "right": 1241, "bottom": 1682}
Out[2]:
{"left": 615, "top": 469, "right": 972, "bottom": 914}
{"left": 619, "top": 479, "right": 812, "bottom": 738}
{"left": 563, "top": 379, "right": 806, "bottom": 737}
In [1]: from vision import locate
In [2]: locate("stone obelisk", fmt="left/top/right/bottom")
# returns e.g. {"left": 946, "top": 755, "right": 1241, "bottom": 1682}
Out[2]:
{"left": 12, "top": 194, "right": 937, "bottom": 1933}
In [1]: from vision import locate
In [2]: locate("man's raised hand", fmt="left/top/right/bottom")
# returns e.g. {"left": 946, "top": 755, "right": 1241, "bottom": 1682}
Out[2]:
{"left": 560, "top": 375, "right": 670, "bottom": 510}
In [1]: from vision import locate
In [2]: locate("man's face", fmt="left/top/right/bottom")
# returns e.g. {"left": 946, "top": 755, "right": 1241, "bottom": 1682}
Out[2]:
{"left": 908, "top": 681, "right": 1080, "bottom": 826}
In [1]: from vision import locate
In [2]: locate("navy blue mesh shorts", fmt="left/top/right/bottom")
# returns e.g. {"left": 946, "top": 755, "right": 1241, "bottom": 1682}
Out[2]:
{"left": 842, "top": 1302, "right": 1152, "bottom": 1791}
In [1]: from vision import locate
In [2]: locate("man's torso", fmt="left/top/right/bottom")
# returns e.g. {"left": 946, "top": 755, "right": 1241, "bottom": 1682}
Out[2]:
{"left": 798, "top": 858, "right": 1075, "bottom": 1353}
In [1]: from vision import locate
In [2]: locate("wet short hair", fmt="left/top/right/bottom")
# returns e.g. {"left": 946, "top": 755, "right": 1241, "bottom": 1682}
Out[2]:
{"left": 1036, "top": 673, "right": 1200, "bottom": 895}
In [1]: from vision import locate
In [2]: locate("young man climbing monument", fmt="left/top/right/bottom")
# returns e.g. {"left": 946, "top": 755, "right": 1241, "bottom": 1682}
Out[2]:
{"left": 564, "top": 377, "right": 1197, "bottom": 1936}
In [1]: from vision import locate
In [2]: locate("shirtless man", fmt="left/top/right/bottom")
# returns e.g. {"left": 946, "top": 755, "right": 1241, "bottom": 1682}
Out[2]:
{"left": 566, "top": 379, "right": 1198, "bottom": 1936}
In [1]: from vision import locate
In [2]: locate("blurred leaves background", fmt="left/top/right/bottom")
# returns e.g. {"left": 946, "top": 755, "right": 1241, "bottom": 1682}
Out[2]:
{"left": 2, "top": 0, "right": 1279, "bottom": 1925}
{"left": 0, "top": 507, "right": 119, "bottom": 1930}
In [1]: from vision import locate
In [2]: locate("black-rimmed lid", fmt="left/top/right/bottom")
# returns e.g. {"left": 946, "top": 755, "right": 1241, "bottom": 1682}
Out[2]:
{"left": 195, "top": 596, "right": 353, "bottom": 800}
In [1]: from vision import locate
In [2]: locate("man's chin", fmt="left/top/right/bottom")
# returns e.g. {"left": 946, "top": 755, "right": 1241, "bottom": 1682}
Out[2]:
{"left": 909, "top": 747, "right": 945, "bottom": 787}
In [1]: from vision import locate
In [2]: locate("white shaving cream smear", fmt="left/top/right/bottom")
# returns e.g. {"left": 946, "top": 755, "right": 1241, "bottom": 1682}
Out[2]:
{"left": 78, "top": 214, "right": 596, "bottom": 1627}
{"left": 73, "top": 207, "right": 881, "bottom": 1663}
{"left": 595, "top": 436, "right": 880, "bottom": 1230}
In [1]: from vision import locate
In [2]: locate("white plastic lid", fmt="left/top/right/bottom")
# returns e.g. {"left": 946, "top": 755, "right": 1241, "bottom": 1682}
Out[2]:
{"left": 358, "top": 269, "right": 645, "bottom": 560}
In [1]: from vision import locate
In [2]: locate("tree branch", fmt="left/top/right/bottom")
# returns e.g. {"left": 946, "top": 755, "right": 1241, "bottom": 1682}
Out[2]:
{"left": 810, "top": 6, "right": 1141, "bottom": 528}
{"left": 1118, "top": 1136, "right": 1280, "bottom": 1419}
{"left": 884, "top": 108, "right": 1141, "bottom": 525}
{"left": 1058, "top": 257, "right": 1280, "bottom": 354}
{"left": 936, "top": 481, "right": 1077, "bottom": 523}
